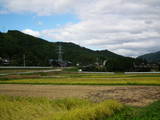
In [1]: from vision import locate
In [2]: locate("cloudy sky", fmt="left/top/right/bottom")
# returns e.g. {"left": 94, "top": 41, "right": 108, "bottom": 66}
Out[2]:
{"left": 0, "top": 0, "right": 160, "bottom": 57}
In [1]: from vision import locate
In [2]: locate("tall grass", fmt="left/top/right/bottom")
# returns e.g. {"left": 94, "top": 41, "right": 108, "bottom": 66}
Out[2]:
{"left": 49, "top": 100, "right": 123, "bottom": 120}
{"left": 0, "top": 95, "right": 123, "bottom": 120}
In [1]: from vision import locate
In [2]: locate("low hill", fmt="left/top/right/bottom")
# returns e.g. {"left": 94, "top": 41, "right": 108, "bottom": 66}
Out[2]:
{"left": 138, "top": 51, "right": 160, "bottom": 63}
{"left": 0, "top": 30, "right": 134, "bottom": 71}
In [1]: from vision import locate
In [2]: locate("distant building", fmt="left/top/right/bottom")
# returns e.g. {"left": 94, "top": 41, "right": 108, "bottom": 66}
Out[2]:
{"left": 49, "top": 59, "right": 72, "bottom": 67}
{"left": 0, "top": 57, "right": 10, "bottom": 65}
{"left": 134, "top": 63, "right": 159, "bottom": 72}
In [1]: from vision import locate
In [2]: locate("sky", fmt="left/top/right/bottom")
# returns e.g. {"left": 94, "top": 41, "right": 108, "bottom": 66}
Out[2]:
{"left": 0, "top": 0, "right": 160, "bottom": 57}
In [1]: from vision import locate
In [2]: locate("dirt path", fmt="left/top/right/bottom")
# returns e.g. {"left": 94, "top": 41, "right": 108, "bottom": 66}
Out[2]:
{"left": 0, "top": 84, "right": 160, "bottom": 106}
{"left": 0, "top": 69, "right": 61, "bottom": 76}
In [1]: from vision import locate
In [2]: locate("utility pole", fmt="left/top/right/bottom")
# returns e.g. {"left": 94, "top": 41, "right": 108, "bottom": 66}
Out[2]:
{"left": 23, "top": 54, "right": 26, "bottom": 67}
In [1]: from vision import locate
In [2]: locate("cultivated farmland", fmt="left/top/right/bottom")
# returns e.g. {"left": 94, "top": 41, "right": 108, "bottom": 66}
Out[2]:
{"left": 0, "top": 69, "right": 160, "bottom": 120}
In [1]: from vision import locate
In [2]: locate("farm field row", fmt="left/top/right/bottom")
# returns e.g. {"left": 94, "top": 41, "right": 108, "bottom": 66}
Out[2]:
{"left": 0, "top": 77, "right": 160, "bottom": 85}
{"left": 0, "top": 71, "right": 160, "bottom": 85}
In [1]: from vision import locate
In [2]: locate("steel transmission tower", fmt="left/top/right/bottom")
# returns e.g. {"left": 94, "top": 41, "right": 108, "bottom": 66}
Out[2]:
{"left": 57, "top": 44, "right": 63, "bottom": 63}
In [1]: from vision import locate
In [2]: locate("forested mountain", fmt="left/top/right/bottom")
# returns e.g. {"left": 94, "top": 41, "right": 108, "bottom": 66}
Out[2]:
{"left": 138, "top": 51, "right": 160, "bottom": 63}
{"left": 0, "top": 30, "right": 136, "bottom": 71}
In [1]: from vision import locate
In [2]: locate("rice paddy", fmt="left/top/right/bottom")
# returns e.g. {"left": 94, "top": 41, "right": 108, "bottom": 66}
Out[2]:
{"left": 0, "top": 72, "right": 160, "bottom": 85}
{"left": 0, "top": 95, "right": 159, "bottom": 120}
{"left": 0, "top": 69, "right": 160, "bottom": 120}
{"left": 0, "top": 95, "right": 123, "bottom": 120}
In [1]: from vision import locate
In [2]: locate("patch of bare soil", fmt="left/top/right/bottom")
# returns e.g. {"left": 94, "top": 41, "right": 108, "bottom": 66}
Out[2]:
{"left": 85, "top": 86, "right": 160, "bottom": 106}
{"left": 0, "top": 84, "right": 159, "bottom": 106}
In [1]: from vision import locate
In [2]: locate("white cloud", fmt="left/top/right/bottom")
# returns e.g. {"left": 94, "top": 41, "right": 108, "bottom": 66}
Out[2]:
{"left": 22, "top": 29, "right": 40, "bottom": 37}
{"left": 1, "top": 0, "right": 160, "bottom": 57}
{"left": 40, "top": 18, "right": 160, "bottom": 57}
{"left": 0, "top": 0, "right": 87, "bottom": 15}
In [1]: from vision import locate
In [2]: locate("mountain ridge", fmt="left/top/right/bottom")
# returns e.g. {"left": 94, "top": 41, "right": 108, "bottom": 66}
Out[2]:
{"left": 138, "top": 51, "right": 160, "bottom": 63}
{"left": 0, "top": 30, "right": 136, "bottom": 71}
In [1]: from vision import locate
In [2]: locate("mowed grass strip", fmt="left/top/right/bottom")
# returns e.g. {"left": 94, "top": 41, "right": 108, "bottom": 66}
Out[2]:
{"left": 0, "top": 77, "right": 160, "bottom": 85}
{"left": 0, "top": 95, "right": 123, "bottom": 120}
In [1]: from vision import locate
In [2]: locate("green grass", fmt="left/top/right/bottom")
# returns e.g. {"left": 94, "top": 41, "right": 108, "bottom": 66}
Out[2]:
{"left": 0, "top": 95, "right": 123, "bottom": 120}
{"left": 107, "top": 100, "right": 160, "bottom": 120}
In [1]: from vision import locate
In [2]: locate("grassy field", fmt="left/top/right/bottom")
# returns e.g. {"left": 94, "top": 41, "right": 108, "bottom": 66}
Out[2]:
{"left": 0, "top": 71, "right": 160, "bottom": 85}
{"left": 0, "top": 95, "right": 159, "bottom": 120}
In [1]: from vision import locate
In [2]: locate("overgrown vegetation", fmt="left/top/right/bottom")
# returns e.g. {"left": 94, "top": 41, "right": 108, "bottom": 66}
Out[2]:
{"left": 0, "top": 95, "right": 159, "bottom": 120}
{"left": 0, "top": 95, "right": 123, "bottom": 120}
